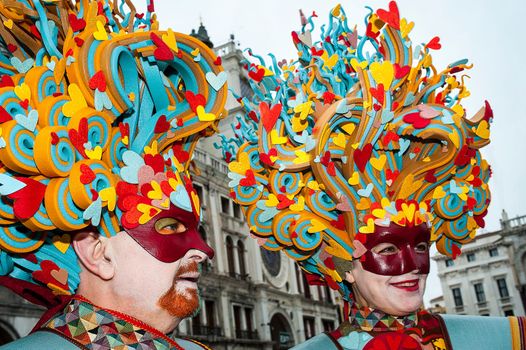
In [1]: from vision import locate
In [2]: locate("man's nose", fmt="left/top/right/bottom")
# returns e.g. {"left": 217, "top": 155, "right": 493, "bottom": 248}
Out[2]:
{"left": 188, "top": 248, "right": 212, "bottom": 263}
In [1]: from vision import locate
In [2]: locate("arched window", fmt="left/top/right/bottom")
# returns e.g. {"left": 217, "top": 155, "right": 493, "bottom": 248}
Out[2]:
{"left": 237, "top": 240, "right": 246, "bottom": 277}
{"left": 226, "top": 236, "right": 235, "bottom": 277}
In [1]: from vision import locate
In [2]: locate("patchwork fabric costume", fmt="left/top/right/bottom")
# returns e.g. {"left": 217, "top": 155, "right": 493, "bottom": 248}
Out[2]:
{"left": 0, "top": 0, "right": 226, "bottom": 349}
{"left": 220, "top": 2, "right": 526, "bottom": 349}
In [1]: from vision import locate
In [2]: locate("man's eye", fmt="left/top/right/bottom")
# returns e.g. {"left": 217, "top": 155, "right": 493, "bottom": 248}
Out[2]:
{"left": 415, "top": 242, "right": 429, "bottom": 253}
{"left": 374, "top": 245, "right": 399, "bottom": 255}
{"left": 155, "top": 218, "right": 187, "bottom": 235}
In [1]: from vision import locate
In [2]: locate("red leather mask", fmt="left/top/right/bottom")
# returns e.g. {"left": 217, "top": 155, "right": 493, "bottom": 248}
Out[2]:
{"left": 124, "top": 204, "right": 214, "bottom": 263}
{"left": 359, "top": 223, "right": 430, "bottom": 276}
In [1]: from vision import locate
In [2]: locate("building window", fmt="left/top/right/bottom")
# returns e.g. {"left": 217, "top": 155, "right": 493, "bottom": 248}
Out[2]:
{"left": 445, "top": 259, "right": 454, "bottom": 267}
{"left": 324, "top": 285, "right": 333, "bottom": 304}
{"left": 474, "top": 283, "right": 486, "bottom": 303}
{"left": 295, "top": 264, "right": 303, "bottom": 294}
{"left": 226, "top": 236, "right": 236, "bottom": 277}
{"left": 233, "top": 305, "right": 242, "bottom": 338}
{"left": 489, "top": 248, "right": 499, "bottom": 257}
{"left": 322, "top": 319, "right": 335, "bottom": 332}
{"left": 221, "top": 196, "right": 230, "bottom": 215}
{"left": 504, "top": 309, "right": 515, "bottom": 316}
{"left": 303, "top": 316, "right": 316, "bottom": 340}
{"left": 497, "top": 278, "right": 509, "bottom": 298}
{"left": 237, "top": 240, "right": 247, "bottom": 277}
{"left": 467, "top": 253, "right": 476, "bottom": 262}
{"left": 233, "top": 202, "right": 243, "bottom": 219}
{"left": 302, "top": 271, "right": 312, "bottom": 299}
{"left": 194, "top": 184, "right": 204, "bottom": 206}
{"left": 205, "top": 300, "right": 216, "bottom": 328}
{"left": 452, "top": 287, "right": 463, "bottom": 307}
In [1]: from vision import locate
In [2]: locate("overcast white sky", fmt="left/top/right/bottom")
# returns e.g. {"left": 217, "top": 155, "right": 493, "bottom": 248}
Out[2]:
{"left": 146, "top": 1, "right": 526, "bottom": 307}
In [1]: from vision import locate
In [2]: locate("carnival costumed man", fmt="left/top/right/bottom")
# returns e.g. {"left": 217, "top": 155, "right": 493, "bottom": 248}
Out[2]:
{"left": 0, "top": 0, "right": 227, "bottom": 349}
{"left": 221, "top": 2, "right": 526, "bottom": 349}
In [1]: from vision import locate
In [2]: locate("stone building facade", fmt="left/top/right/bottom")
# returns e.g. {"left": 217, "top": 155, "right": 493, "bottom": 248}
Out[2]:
{"left": 0, "top": 32, "right": 340, "bottom": 349}
{"left": 434, "top": 211, "right": 526, "bottom": 317}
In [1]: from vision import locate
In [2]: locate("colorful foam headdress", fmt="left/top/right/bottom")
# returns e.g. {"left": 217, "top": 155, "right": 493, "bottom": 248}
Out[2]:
{"left": 0, "top": 0, "right": 227, "bottom": 296}
{"left": 220, "top": 2, "right": 491, "bottom": 298}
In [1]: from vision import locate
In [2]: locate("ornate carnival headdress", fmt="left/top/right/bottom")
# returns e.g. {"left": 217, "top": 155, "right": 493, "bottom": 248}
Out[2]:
{"left": 220, "top": 2, "right": 491, "bottom": 298}
{"left": 0, "top": 0, "right": 227, "bottom": 296}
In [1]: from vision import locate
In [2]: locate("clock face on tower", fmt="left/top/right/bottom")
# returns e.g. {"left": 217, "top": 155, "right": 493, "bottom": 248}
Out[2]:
{"left": 260, "top": 247, "right": 281, "bottom": 277}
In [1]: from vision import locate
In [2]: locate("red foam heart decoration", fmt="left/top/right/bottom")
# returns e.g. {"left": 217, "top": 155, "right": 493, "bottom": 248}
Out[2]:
{"left": 386, "top": 169, "right": 399, "bottom": 182}
{"left": 260, "top": 148, "right": 277, "bottom": 166}
{"left": 276, "top": 194, "right": 295, "bottom": 210}
{"left": 32, "top": 260, "right": 69, "bottom": 290}
{"left": 483, "top": 100, "right": 493, "bottom": 121}
{"left": 171, "top": 143, "right": 190, "bottom": 164}
{"left": 323, "top": 91, "right": 335, "bottom": 105}
{"left": 240, "top": 170, "right": 256, "bottom": 187}
{"left": 213, "top": 56, "right": 222, "bottom": 66}
{"left": 29, "top": 25, "right": 41, "bottom": 40}
{"left": 376, "top": 1, "right": 400, "bottom": 30}
{"left": 150, "top": 32, "right": 174, "bottom": 61}
{"left": 249, "top": 68, "right": 265, "bottom": 82}
{"left": 426, "top": 36, "right": 442, "bottom": 50}
{"left": 353, "top": 143, "right": 373, "bottom": 172}
{"left": 260, "top": 102, "right": 282, "bottom": 132}
{"left": 394, "top": 63, "right": 410, "bottom": 79}
{"left": 68, "top": 13, "right": 86, "bottom": 32}
{"left": 8, "top": 177, "right": 46, "bottom": 219}
{"left": 144, "top": 154, "right": 165, "bottom": 174}
{"left": 369, "top": 83, "right": 385, "bottom": 105}
{"left": 154, "top": 115, "right": 170, "bottom": 133}
{"left": 7, "top": 44, "right": 17, "bottom": 53}
{"left": 185, "top": 91, "right": 206, "bottom": 112}
{"left": 68, "top": 118, "right": 88, "bottom": 157}
{"left": 425, "top": 169, "right": 437, "bottom": 183}
{"left": 74, "top": 37, "right": 84, "bottom": 47}
{"left": 19, "top": 99, "right": 29, "bottom": 110}
{"left": 0, "top": 75, "right": 14, "bottom": 88}
{"left": 89, "top": 71, "right": 106, "bottom": 92}
{"left": 50, "top": 132, "right": 59, "bottom": 145}
{"left": 79, "top": 164, "right": 96, "bottom": 184}
{"left": 330, "top": 214, "right": 346, "bottom": 230}
{"left": 0, "top": 106, "right": 12, "bottom": 123}
{"left": 382, "top": 131, "right": 399, "bottom": 146}
{"left": 118, "top": 122, "right": 129, "bottom": 138}
{"left": 327, "top": 162, "right": 336, "bottom": 176}
{"left": 403, "top": 112, "right": 430, "bottom": 129}
{"left": 320, "top": 150, "right": 331, "bottom": 166}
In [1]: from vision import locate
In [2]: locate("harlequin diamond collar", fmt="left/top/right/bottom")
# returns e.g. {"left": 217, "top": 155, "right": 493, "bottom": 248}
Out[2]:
{"left": 41, "top": 296, "right": 191, "bottom": 350}
{"left": 347, "top": 301, "right": 418, "bottom": 332}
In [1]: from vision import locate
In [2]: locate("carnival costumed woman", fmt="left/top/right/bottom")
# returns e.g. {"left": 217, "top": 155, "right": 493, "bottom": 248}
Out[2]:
{"left": 0, "top": 0, "right": 227, "bottom": 349}
{"left": 221, "top": 2, "right": 526, "bottom": 349}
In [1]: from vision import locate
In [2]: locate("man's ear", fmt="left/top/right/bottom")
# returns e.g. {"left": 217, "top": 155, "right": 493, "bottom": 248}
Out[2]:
{"left": 72, "top": 231, "right": 115, "bottom": 280}
{"left": 345, "top": 270, "right": 355, "bottom": 284}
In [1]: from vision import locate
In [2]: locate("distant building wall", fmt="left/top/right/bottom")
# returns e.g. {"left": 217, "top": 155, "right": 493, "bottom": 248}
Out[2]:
{"left": 434, "top": 212, "right": 526, "bottom": 316}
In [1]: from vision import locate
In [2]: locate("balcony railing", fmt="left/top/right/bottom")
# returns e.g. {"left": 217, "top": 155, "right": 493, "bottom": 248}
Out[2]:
{"left": 192, "top": 325, "right": 223, "bottom": 337}
{"left": 501, "top": 215, "right": 526, "bottom": 230}
{"left": 454, "top": 305, "right": 464, "bottom": 313}
{"left": 235, "top": 329, "right": 259, "bottom": 340}
{"left": 227, "top": 271, "right": 249, "bottom": 281}
{"left": 221, "top": 215, "right": 246, "bottom": 233}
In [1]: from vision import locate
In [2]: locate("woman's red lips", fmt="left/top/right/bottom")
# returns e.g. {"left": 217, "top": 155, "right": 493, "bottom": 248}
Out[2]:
{"left": 390, "top": 279, "right": 420, "bottom": 292}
